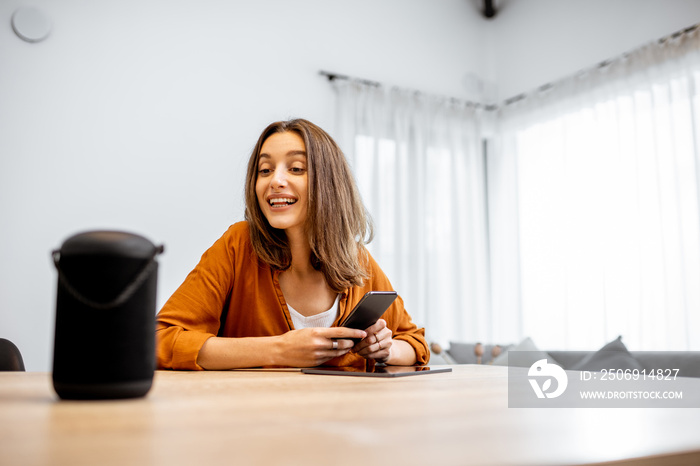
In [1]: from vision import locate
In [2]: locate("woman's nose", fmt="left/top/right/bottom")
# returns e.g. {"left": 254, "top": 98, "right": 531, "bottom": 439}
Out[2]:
{"left": 271, "top": 166, "right": 287, "bottom": 188}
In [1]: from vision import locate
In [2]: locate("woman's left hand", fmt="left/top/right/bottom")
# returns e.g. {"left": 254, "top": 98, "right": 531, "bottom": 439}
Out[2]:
{"left": 355, "top": 319, "right": 393, "bottom": 363}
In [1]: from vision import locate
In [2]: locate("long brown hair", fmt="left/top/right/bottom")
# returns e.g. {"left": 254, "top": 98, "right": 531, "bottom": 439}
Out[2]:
{"left": 244, "top": 119, "right": 373, "bottom": 292}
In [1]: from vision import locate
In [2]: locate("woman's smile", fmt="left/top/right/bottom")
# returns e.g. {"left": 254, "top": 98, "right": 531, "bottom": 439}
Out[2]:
{"left": 266, "top": 195, "right": 298, "bottom": 209}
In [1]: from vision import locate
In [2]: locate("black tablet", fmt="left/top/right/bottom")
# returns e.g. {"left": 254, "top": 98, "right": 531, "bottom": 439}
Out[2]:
{"left": 301, "top": 365, "right": 452, "bottom": 377}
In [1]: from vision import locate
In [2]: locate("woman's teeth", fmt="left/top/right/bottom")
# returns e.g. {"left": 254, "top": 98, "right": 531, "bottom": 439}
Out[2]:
{"left": 269, "top": 198, "right": 297, "bottom": 207}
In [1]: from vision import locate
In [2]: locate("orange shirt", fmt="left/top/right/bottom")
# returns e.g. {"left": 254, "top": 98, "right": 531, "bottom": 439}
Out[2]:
{"left": 156, "top": 222, "right": 429, "bottom": 370}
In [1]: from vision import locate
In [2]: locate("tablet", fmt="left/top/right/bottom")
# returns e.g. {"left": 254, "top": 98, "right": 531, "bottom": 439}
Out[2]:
{"left": 301, "top": 365, "right": 452, "bottom": 377}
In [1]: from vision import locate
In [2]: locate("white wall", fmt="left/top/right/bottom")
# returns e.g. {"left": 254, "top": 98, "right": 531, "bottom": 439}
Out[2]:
{"left": 1, "top": 0, "right": 698, "bottom": 371}
{"left": 0, "top": 0, "right": 484, "bottom": 371}
{"left": 487, "top": 0, "right": 700, "bottom": 102}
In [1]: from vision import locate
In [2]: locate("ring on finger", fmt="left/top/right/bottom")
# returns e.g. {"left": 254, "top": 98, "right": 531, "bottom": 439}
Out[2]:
{"left": 331, "top": 339, "right": 338, "bottom": 350}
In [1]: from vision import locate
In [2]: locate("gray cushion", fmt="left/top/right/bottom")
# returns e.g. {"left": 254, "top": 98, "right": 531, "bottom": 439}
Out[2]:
{"left": 570, "top": 336, "right": 644, "bottom": 371}
{"left": 447, "top": 342, "right": 512, "bottom": 364}
{"left": 492, "top": 337, "right": 557, "bottom": 368}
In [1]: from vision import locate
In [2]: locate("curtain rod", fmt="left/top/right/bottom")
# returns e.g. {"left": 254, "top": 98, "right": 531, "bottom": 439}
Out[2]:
{"left": 319, "top": 70, "right": 382, "bottom": 88}
{"left": 503, "top": 22, "right": 700, "bottom": 106}
{"left": 319, "top": 70, "right": 498, "bottom": 111}
{"left": 320, "top": 22, "right": 699, "bottom": 111}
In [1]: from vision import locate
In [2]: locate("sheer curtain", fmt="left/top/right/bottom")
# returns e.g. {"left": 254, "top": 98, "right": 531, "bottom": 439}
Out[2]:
{"left": 332, "top": 80, "right": 496, "bottom": 346}
{"left": 493, "top": 28, "right": 700, "bottom": 351}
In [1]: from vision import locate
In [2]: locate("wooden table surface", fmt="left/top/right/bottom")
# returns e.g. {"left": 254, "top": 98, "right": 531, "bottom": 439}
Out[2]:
{"left": 1, "top": 365, "right": 699, "bottom": 466}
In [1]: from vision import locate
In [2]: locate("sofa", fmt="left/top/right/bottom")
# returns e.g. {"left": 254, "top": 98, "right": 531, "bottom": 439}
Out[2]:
{"left": 430, "top": 335, "right": 700, "bottom": 378}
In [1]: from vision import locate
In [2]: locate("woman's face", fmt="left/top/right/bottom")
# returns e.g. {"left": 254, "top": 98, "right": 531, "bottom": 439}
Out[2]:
{"left": 255, "top": 131, "right": 309, "bottom": 236}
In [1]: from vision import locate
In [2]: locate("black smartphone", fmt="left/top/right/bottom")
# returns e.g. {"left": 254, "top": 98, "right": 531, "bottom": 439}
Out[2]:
{"left": 339, "top": 291, "right": 398, "bottom": 343}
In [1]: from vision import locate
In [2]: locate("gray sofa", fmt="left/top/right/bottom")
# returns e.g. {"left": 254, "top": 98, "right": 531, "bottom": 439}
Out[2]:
{"left": 430, "top": 336, "right": 700, "bottom": 378}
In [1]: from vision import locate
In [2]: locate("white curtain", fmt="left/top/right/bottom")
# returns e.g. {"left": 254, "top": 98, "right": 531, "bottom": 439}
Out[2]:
{"left": 332, "top": 81, "right": 495, "bottom": 346}
{"left": 331, "top": 28, "right": 700, "bottom": 352}
{"left": 493, "top": 28, "right": 700, "bottom": 351}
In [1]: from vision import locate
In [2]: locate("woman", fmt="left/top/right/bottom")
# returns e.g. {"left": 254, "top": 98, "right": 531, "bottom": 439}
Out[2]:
{"left": 156, "top": 119, "right": 428, "bottom": 370}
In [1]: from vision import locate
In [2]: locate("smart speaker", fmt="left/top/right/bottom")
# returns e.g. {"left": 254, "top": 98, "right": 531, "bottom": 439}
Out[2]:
{"left": 51, "top": 231, "right": 163, "bottom": 399}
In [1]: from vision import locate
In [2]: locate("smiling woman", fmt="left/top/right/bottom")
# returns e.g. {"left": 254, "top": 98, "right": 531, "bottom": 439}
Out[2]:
{"left": 155, "top": 119, "right": 429, "bottom": 371}
{"left": 255, "top": 132, "right": 309, "bottom": 240}
{"left": 245, "top": 120, "right": 372, "bottom": 293}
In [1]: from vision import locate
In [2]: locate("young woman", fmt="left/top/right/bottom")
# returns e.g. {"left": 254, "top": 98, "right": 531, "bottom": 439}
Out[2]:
{"left": 156, "top": 119, "right": 428, "bottom": 370}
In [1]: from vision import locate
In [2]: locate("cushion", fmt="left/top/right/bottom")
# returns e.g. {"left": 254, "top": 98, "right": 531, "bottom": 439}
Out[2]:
{"left": 491, "top": 337, "right": 556, "bottom": 368}
{"left": 570, "top": 335, "right": 643, "bottom": 371}
{"left": 446, "top": 342, "right": 512, "bottom": 364}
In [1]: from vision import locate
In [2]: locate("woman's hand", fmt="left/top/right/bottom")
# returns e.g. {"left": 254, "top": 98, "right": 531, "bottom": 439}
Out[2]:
{"left": 275, "top": 327, "right": 366, "bottom": 367}
{"left": 197, "top": 322, "right": 416, "bottom": 370}
{"left": 354, "top": 319, "right": 393, "bottom": 363}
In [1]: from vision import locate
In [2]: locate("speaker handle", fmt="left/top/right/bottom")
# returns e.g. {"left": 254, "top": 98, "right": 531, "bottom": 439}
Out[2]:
{"left": 52, "top": 245, "right": 164, "bottom": 311}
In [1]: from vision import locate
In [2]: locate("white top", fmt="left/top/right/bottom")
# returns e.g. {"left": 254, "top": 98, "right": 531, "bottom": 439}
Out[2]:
{"left": 287, "top": 294, "right": 341, "bottom": 329}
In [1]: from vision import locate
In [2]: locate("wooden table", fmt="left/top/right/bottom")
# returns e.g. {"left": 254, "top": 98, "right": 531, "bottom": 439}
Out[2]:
{"left": 1, "top": 365, "right": 699, "bottom": 465}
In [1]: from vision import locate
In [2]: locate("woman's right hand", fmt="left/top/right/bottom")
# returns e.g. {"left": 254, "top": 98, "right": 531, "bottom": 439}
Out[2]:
{"left": 275, "top": 327, "right": 366, "bottom": 367}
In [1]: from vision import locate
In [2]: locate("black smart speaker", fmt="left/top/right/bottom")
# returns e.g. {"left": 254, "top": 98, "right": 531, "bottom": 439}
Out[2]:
{"left": 51, "top": 230, "right": 164, "bottom": 400}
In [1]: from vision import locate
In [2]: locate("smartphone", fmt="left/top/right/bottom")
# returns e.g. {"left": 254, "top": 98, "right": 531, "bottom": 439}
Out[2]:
{"left": 339, "top": 291, "right": 398, "bottom": 343}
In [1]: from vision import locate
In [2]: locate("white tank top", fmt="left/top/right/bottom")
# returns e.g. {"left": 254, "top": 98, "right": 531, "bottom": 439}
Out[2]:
{"left": 287, "top": 294, "right": 341, "bottom": 329}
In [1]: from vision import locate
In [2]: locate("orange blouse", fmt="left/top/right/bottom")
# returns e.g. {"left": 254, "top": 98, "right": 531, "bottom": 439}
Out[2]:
{"left": 156, "top": 222, "right": 429, "bottom": 370}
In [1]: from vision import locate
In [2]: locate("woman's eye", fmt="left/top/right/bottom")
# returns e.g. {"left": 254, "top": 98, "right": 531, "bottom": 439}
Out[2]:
{"left": 289, "top": 166, "right": 306, "bottom": 174}
{"left": 258, "top": 168, "right": 272, "bottom": 176}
